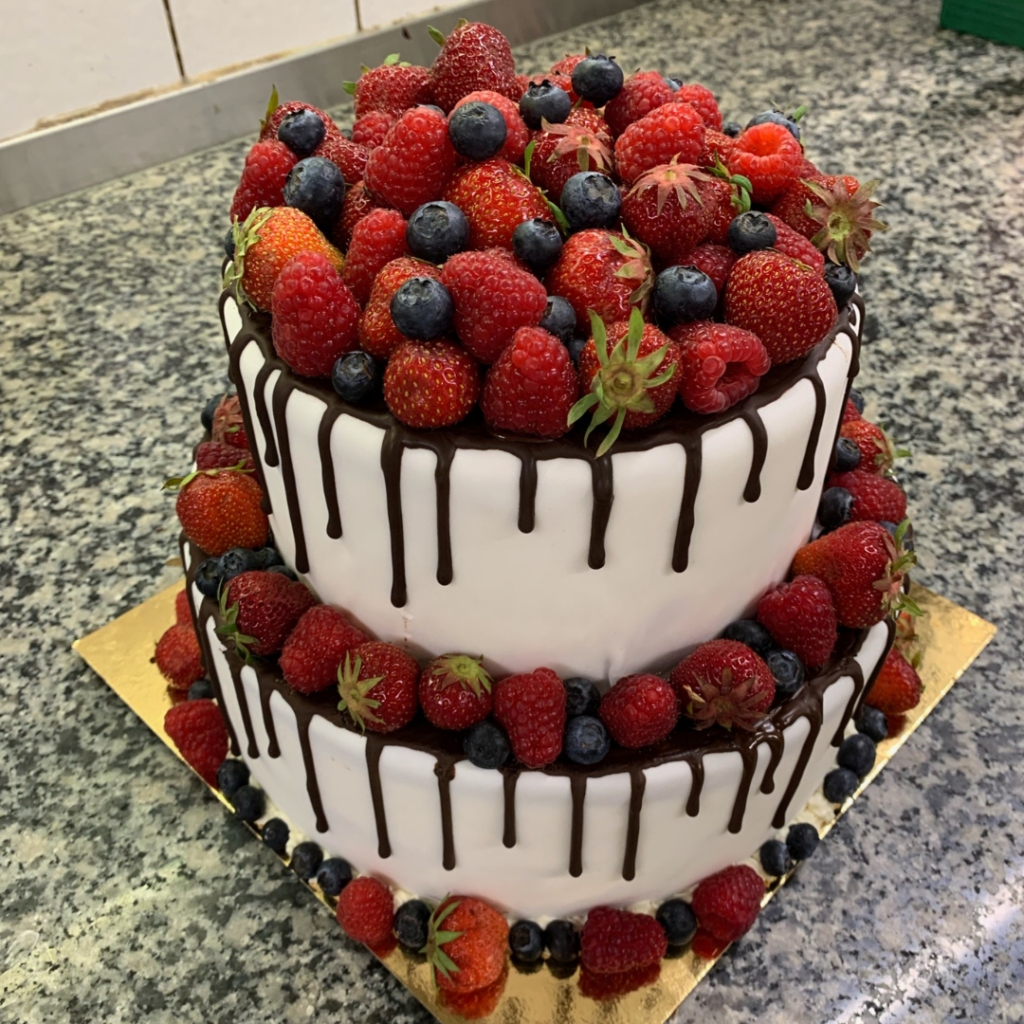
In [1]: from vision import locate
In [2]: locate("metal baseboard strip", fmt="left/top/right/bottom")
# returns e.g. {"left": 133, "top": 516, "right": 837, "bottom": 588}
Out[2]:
{"left": 0, "top": 0, "right": 646, "bottom": 215}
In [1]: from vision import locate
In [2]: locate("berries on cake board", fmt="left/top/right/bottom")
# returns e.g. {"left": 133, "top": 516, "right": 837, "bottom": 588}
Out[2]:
{"left": 463, "top": 720, "right": 511, "bottom": 769}
{"left": 865, "top": 645, "right": 923, "bottom": 713}
{"left": 336, "top": 875, "right": 395, "bottom": 945}
{"left": 578, "top": 963, "right": 661, "bottom": 1002}
{"left": 580, "top": 905, "right": 667, "bottom": 974}
{"left": 690, "top": 863, "right": 765, "bottom": 950}
{"left": 426, "top": 895, "right": 510, "bottom": 993}
{"left": 230, "top": 139, "right": 297, "bottom": 224}
{"left": 756, "top": 575, "right": 838, "bottom": 669}
{"left": 419, "top": 653, "right": 493, "bottom": 730}
{"left": 278, "top": 604, "right": 369, "bottom": 695}
{"left": 428, "top": 21, "right": 518, "bottom": 113}
{"left": 669, "top": 321, "right": 771, "bottom": 415}
{"left": 163, "top": 699, "right": 229, "bottom": 786}
{"left": 564, "top": 715, "right": 612, "bottom": 765}
{"left": 344, "top": 54, "right": 435, "bottom": 119}
{"left": 342, "top": 207, "right": 410, "bottom": 306}
{"left": 383, "top": 338, "right": 480, "bottom": 428}
{"left": 217, "top": 569, "right": 317, "bottom": 659}
{"left": 167, "top": 465, "right": 268, "bottom": 558}
{"left": 155, "top": 622, "right": 205, "bottom": 691}
{"left": 493, "top": 667, "right": 567, "bottom": 767}
{"left": 337, "top": 641, "right": 420, "bottom": 732}
{"left": 599, "top": 673, "right": 679, "bottom": 748}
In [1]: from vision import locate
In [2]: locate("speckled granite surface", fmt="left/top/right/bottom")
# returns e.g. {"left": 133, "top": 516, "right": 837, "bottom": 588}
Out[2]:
{"left": 1, "top": 0, "right": 1022, "bottom": 1020}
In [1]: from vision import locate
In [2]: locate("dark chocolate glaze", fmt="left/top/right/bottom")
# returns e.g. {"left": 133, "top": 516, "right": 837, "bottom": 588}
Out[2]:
{"left": 380, "top": 428, "right": 408, "bottom": 607}
{"left": 317, "top": 405, "right": 345, "bottom": 539}
{"left": 435, "top": 756, "right": 458, "bottom": 870}
{"left": 588, "top": 457, "right": 614, "bottom": 570}
{"left": 685, "top": 758, "right": 704, "bottom": 817}
{"left": 740, "top": 409, "right": 768, "bottom": 502}
{"left": 518, "top": 458, "right": 537, "bottom": 533}
{"left": 569, "top": 775, "right": 587, "bottom": 878}
{"left": 253, "top": 363, "right": 279, "bottom": 467}
{"left": 258, "top": 679, "right": 281, "bottom": 758}
{"left": 272, "top": 373, "right": 309, "bottom": 574}
{"left": 672, "top": 438, "right": 702, "bottom": 573}
{"left": 225, "top": 648, "right": 260, "bottom": 759}
{"left": 365, "top": 735, "right": 392, "bottom": 858}
{"left": 502, "top": 770, "right": 518, "bottom": 848}
{"left": 622, "top": 768, "right": 646, "bottom": 881}
{"left": 797, "top": 373, "right": 828, "bottom": 490}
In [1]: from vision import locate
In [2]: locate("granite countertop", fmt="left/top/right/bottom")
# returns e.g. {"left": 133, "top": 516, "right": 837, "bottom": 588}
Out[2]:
{"left": 2, "top": 0, "right": 1023, "bottom": 1019}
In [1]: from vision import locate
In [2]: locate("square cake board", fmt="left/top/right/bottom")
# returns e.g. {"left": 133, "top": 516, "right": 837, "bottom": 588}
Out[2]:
{"left": 74, "top": 583, "right": 995, "bottom": 1024}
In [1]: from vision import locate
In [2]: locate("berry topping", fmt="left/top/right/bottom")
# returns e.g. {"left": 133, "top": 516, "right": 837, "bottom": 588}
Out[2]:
{"left": 429, "top": 22, "right": 517, "bottom": 113}
{"left": 169, "top": 466, "right": 268, "bottom": 558}
{"left": 657, "top": 899, "right": 697, "bottom": 946}
{"left": 336, "top": 641, "right": 420, "bottom": 733}
{"left": 580, "top": 906, "right": 667, "bottom": 974}
{"left": 513, "top": 219, "right": 563, "bottom": 274}
{"left": 803, "top": 176, "right": 887, "bottom": 272}
{"left": 837, "top": 733, "right": 877, "bottom": 778}
{"left": 726, "top": 121, "right": 803, "bottom": 203}
{"left": 390, "top": 277, "right": 455, "bottom": 341}
{"left": 453, "top": 90, "right": 530, "bottom": 162}
{"left": 346, "top": 56, "right": 434, "bottom": 118}
{"left": 463, "top": 720, "right": 511, "bottom": 769}
{"left": 155, "top": 623, "right": 204, "bottom": 691}
{"left": 426, "top": 896, "right": 510, "bottom": 993}
{"left": 519, "top": 80, "right": 572, "bottom": 129}
{"left": 230, "top": 139, "right": 297, "bottom": 224}
{"left": 383, "top": 338, "right": 480, "bottom": 428}
{"left": 571, "top": 54, "right": 625, "bottom": 107}
{"left": 670, "top": 639, "right": 775, "bottom": 730}
{"left": 766, "top": 649, "right": 806, "bottom": 701}
{"left": 621, "top": 160, "right": 715, "bottom": 259}
{"left": 279, "top": 604, "right": 369, "bottom": 695}
{"left": 419, "top": 653, "right": 493, "bottom": 730}
{"left": 342, "top": 207, "right": 410, "bottom": 306}
{"left": 164, "top": 699, "right": 228, "bottom": 786}
{"left": 824, "top": 262, "right": 858, "bottom": 306}
{"left": 675, "top": 83, "right": 723, "bottom": 130}
{"left": 652, "top": 266, "right": 718, "bottom": 326}
{"left": 317, "top": 857, "right": 353, "bottom": 897}
{"left": 727, "top": 210, "right": 777, "bottom": 255}
{"left": 756, "top": 575, "right": 838, "bottom": 669}
{"left": 406, "top": 201, "right": 470, "bottom": 263}
{"left": 564, "top": 715, "right": 612, "bottom": 765}
{"left": 332, "top": 351, "right": 382, "bottom": 403}
{"left": 529, "top": 108, "right": 615, "bottom": 200}
{"left": 563, "top": 676, "right": 602, "bottom": 717}
{"left": 448, "top": 100, "right": 508, "bottom": 161}
{"left": 336, "top": 876, "right": 394, "bottom": 945}
{"left": 745, "top": 107, "right": 803, "bottom": 141}
{"left": 358, "top": 256, "right": 442, "bottom": 360}
{"left": 493, "top": 667, "right": 567, "bottom": 767}
{"left": 604, "top": 70, "right": 676, "bottom": 137}
{"left": 765, "top": 212, "right": 826, "bottom": 274}
{"left": 721, "top": 618, "right": 774, "bottom": 657}
{"left": 351, "top": 110, "right": 396, "bottom": 149}
{"left": 691, "top": 864, "right": 765, "bottom": 943}
{"left": 282, "top": 156, "right": 346, "bottom": 232}
{"left": 394, "top": 899, "right": 432, "bottom": 949}
{"left": 600, "top": 673, "right": 679, "bottom": 748}
{"left": 560, "top": 172, "right": 622, "bottom": 232}
{"left": 865, "top": 646, "right": 922, "bottom": 713}
{"left": 614, "top": 103, "right": 706, "bottom": 185}
{"left": 218, "top": 570, "right": 317, "bottom": 659}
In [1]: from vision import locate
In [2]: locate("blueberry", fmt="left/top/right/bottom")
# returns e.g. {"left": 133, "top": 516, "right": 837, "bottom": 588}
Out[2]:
{"left": 509, "top": 920, "right": 545, "bottom": 962}
{"left": 232, "top": 784, "right": 265, "bottom": 822}
{"left": 833, "top": 436, "right": 862, "bottom": 473}
{"left": 786, "top": 822, "right": 820, "bottom": 860}
{"left": 760, "top": 838, "right": 792, "bottom": 877}
{"left": 223, "top": 228, "right": 235, "bottom": 260}
{"left": 656, "top": 899, "right": 697, "bottom": 945}
{"left": 567, "top": 337, "right": 587, "bottom": 365}
{"left": 519, "top": 80, "right": 572, "bottom": 129}
{"left": 406, "top": 201, "right": 469, "bottom": 263}
{"left": 216, "top": 759, "right": 250, "bottom": 797}
{"left": 448, "top": 101, "right": 507, "bottom": 161}
{"left": 218, "top": 546, "right": 263, "bottom": 583}
{"left": 538, "top": 295, "right": 576, "bottom": 344}
{"left": 856, "top": 705, "right": 889, "bottom": 743}
{"left": 261, "top": 817, "right": 290, "bottom": 853}
{"left": 290, "top": 840, "right": 324, "bottom": 879}
{"left": 819, "top": 487, "right": 854, "bottom": 532}
{"left": 194, "top": 557, "right": 223, "bottom": 599}
{"left": 571, "top": 54, "right": 624, "bottom": 107}
{"left": 563, "top": 676, "right": 601, "bottom": 717}
{"left": 880, "top": 519, "right": 914, "bottom": 552}
{"left": 390, "top": 277, "right": 454, "bottom": 340}
{"left": 332, "top": 350, "right": 381, "bottom": 403}
{"left": 316, "top": 857, "right": 353, "bottom": 897}
{"left": 544, "top": 919, "right": 580, "bottom": 963}
{"left": 252, "top": 545, "right": 283, "bottom": 570}
{"left": 652, "top": 265, "right": 718, "bottom": 325}
{"left": 201, "top": 394, "right": 224, "bottom": 433}
{"left": 463, "top": 721, "right": 510, "bottom": 769}
{"left": 560, "top": 172, "right": 622, "bottom": 232}
{"left": 848, "top": 387, "right": 865, "bottom": 413}
{"left": 745, "top": 109, "right": 801, "bottom": 142}
{"left": 564, "top": 715, "right": 611, "bottom": 765}
{"left": 284, "top": 156, "right": 346, "bottom": 232}
{"left": 513, "top": 219, "right": 563, "bottom": 274}
{"left": 663, "top": 76, "right": 682, "bottom": 93}
{"left": 728, "top": 210, "right": 777, "bottom": 255}
{"left": 822, "top": 767, "right": 859, "bottom": 803}
{"left": 767, "top": 649, "right": 805, "bottom": 701}
{"left": 394, "top": 898, "right": 431, "bottom": 948}
{"left": 188, "top": 679, "right": 214, "bottom": 701}
{"left": 838, "top": 733, "right": 876, "bottom": 778}
{"left": 824, "top": 262, "right": 857, "bottom": 307}
{"left": 722, "top": 619, "right": 774, "bottom": 658}
{"left": 722, "top": 120, "right": 743, "bottom": 138}
{"left": 277, "top": 108, "right": 326, "bottom": 155}
{"left": 266, "top": 564, "right": 298, "bottom": 581}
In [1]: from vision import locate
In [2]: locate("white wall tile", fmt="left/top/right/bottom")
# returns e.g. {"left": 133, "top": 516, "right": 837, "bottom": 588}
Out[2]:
{"left": 359, "top": 0, "right": 467, "bottom": 34}
{"left": 0, "top": 0, "right": 182, "bottom": 142}
{"left": 168, "top": 0, "right": 359, "bottom": 79}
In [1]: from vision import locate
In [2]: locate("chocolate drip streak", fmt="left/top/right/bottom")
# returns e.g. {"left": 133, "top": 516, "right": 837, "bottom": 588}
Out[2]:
{"left": 502, "top": 770, "right": 518, "bottom": 848}
{"left": 435, "top": 758, "right": 456, "bottom": 870}
{"left": 797, "top": 372, "right": 827, "bottom": 491}
{"left": 622, "top": 769, "right": 646, "bottom": 881}
{"left": 317, "top": 405, "right": 344, "bottom": 539}
{"left": 272, "top": 373, "right": 308, "bottom": 574}
{"left": 365, "top": 736, "right": 392, "bottom": 858}
{"left": 569, "top": 775, "right": 586, "bottom": 878}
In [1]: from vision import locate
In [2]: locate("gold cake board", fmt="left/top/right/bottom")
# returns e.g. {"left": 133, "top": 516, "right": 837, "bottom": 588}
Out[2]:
{"left": 74, "top": 584, "right": 995, "bottom": 1024}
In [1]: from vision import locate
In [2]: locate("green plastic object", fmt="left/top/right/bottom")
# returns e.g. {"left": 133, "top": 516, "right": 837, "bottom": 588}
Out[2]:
{"left": 940, "top": 0, "right": 1024, "bottom": 49}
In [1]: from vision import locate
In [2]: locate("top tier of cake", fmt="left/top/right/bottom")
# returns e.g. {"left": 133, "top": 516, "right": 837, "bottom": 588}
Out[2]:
{"left": 220, "top": 290, "right": 862, "bottom": 681}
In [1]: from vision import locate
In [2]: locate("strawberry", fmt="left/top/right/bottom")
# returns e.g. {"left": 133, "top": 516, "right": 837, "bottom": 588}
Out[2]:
{"left": 770, "top": 174, "right": 860, "bottom": 240}
{"left": 481, "top": 326, "right": 579, "bottom": 437}
{"left": 603, "top": 71, "right": 676, "bottom": 137}
{"left": 453, "top": 90, "right": 530, "bottom": 163}
{"left": 194, "top": 440, "right": 255, "bottom": 474}
{"left": 358, "top": 257, "right": 442, "bottom": 360}
{"left": 315, "top": 135, "right": 370, "bottom": 185}
{"left": 336, "top": 876, "right": 394, "bottom": 945}
{"left": 211, "top": 394, "right": 249, "bottom": 449}
{"left": 169, "top": 466, "right": 268, "bottom": 558}
{"left": 278, "top": 604, "right": 369, "bottom": 695}
{"left": 364, "top": 106, "right": 457, "bottom": 216}
{"left": 175, "top": 588, "right": 192, "bottom": 625}
{"left": 765, "top": 212, "right": 825, "bottom": 274}
{"left": 703, "top": 172, "right": 751, "bottom": 245}
{"left": 843, "top": 397, "right": 864, "bottom": 423}
{"left": 419, "top": 654, "right": 493, "bottom": 730}
{"left": 580, "top": 906, "right": 668, "bottom": 974}
{"left": 342, "top": 207, "right": 409, "bottom": 306}
{"left": 791, "top": 520, "right": 917, "bottom": 628}
{"left": 229, "top": 140, "right": 297, "bottom": 224}
{"left": 620, "top": 161, "right": 716, "bottom": 259}
{"left": 724, "top": 250, "right": 838, "bottom": 364}
{"left": 686, "top": 242, "right": 736, "bottom": 295}
{"left": 383, "top": 339, "right": 480, "bottom": 428}
{"left": 800, "top": 176, "right": 887, "bottom": 272}
{"left": 351, "top": 110, "right": 397, "bottom": 149}
{"left": 528, "top": 109, "right": 614, "bottom": 203}
{"left": 579, "top": 963, "right": 661, "bottom": 1000}
{"left": 675, "top": 83, "right": 723, "bottom": 130}
{"left": 669, "top": 639, "right": 775, "bottom": 730}
{"left": 164, "top": 699, "right": 228, "bottom": 786}
{"left": 155, "top": 622, "right": 205, "bottom": 691}
{"left": 572, "top": 309, "right": 679, "bottom": 455}
{"left": 599, "top": 673, "right": 679, "bottom": 748}
{"left": 426, "top": 896, "right": 509, "bottom": 993}
{"left": 271, "top": 252, "right": 360, "bottom": 377}
{"left": 429, "top": 22, "right": 518, "bottom": 113}
{"left": 337, "top": 641, "right": 419, "bottom": 733}
{"left": 698, "top": 129, "right": 737, "bottom": 169}
{"left": 829, "top": 469, "right": 908, "bottom": 523}
{"left": 226, "top": 206, "right": 344, "bottom": 311}
{"left": 493, "top": 667, "right": 566, "bottom": 767}
{"left": 346, "top": 55, "right": 434, "bottom": 118}
{"left": 669, "top": 321, "right": 770, "bottom": 415}
{"left": 756, "top": 575, "right": 838, "bottom": 668}
{"left": 442, "top": 159, "right": 550, "bottom": 250}
{"left": 218, "top": 570, "right": 316, "bottom": 658}
{"left": 546, "top": 229, "right": 652, "bottom": 331}
{"left": 332, "top": 180, "right": 386, "bottom": 250}
{"left": 440, "top": 249, "right": 548, "bottom": 364}
{"left": 866, "top": 646, "right": 923, "bottom": 714}
{"left": 438, "top": 963, "right": 508, "bottom": 1019}
{"left": 691, "top": 864, "right": 765, "bottom": 943}
{"left": 840, "top": 418, "right": 898, "bottom": 474}
{"left": 726, "top": 121, "right": 803, "bottom": 203}
{"left": 614, "top": 103, "right": 706, "bottom": 184}
{"left": 260, "top": 95, "right": 341, "bottom": 145}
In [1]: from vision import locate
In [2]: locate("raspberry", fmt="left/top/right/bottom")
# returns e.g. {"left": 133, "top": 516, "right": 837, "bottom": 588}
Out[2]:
{"left": 840, "top": 418, "right": 894, "bottom": 472}
{"left": 351, "top": 110, "right": 396, "bottom": 149}
{"left": 230, "top": 140, "right": 297, "bottom": 224}
{"left": 261, "top": 101, "right": 339, "bottom": 145}
{"left": 829, "top": 469, "right": 908, "bottom": 523}
{"left": 430, "top": 22, "right": 518, "bottom": 112}
{"left": 338, "top": 641, "right": 420, "bottom": 733}
{"left": 155, "top": 623, "right": 204, "bottom": 691}
{"left": 336, "top": 876, "right": 394, "bottom": 945}
{"left": 419, "top": 655, "right": 493, "bottom": 730}
{"left": 272, "top": 253, "right": 360, "bottom": 377}
{"left": 599, "top": 674, "right": 679, "bottom": 748}
{"left": 685, "top": 242, "right": 736, "bottom": 295}
{"left": 481, "top": 326, "right": 578, "bottom": 437}
{"left": 675, "top": 84, "right": 722, "bottom": 130}
{"left": 669, "top": 321, "right": 770, "bottom": 414}
{"left": 194, "top": 440, "right": 254, "bottom": 474}
{"left": 843, "top": 397, "right": 864, "bottom": 423}
{"left": 315, "top": 136, "right": 370, "bottom": 186}
{"left": 528, "top": 109, "right": 614, "bottom": 203}
{"left": 727, "top": 122, "right": 803, "bottom": 203}
{"left": 164, "top": 699, "right": 228, "bottom": 786}
{"left": 603, "top": 71, "right": 676, "bottom": 137}
{"left": 278, "top": 605, "right": 369, "bottom": 695}
{"left": 614, "top": 103, "right": 706, "bottom": 184}
{"left": 351, "top": 62, "right": 434, "bottom": 119}
{"left": 691, "top": 864, "right": 765, "bottom": 942}
{"left": 698, "top": 129, "right": 737, "bottom": 169}
{"left": 756, "top": 575, "right": 838, "bottom": 668}
{"left": 222, "top": 570, "right": 317, "bottom": 658}
{"left": 452, "top": 90, "right": 530, "bottom": 163}
{"left": 765, "top": 213, "right": 825, "bottom": 274}
{"left": 580, "top": 906, "right": 668, "bottom": 974}
{"left": 866, "top": 647, "right": 922, "bottom": 713}
{"left": 342, "top": 208, "right": 409, "bottom": 306}
{"left": 358, "top": 257, "right": 442, "bottom": 360}
{"left": 384, "top": 339, "right": 480, "bottom": 428}
{"left": 621, "top": 164, "right": 716, "bottom": 259}
{"left": 493, "top": 668, "right": 566, "bottom": 767}
{"left": 670, "top": 639, "right": 775, "bottom": 730}
{"left": 332, "top": 181, "right": 386, "bottom": 250}
{"left": 211, "top": 394, "right": 249, "bottom": 449}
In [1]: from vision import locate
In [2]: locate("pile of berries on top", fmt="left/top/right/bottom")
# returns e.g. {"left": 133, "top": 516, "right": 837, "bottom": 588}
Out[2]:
{"left": 224, "top": 20, "right": 885, "bottom": 454}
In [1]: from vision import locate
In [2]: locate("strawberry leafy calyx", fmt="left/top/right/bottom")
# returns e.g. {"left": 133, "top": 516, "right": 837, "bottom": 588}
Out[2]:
{"left": 707, "top": 155, "right": 752, "bottom": 213}
{"left": 223, "top": 206, "right": 274, "bottom": 305}
{"left": 259, "top": 85, "right": 280, "bottom": 135}
{"left": 215, "top": 585, "right": 259, "bottom": 664}
{"left": 430, "top": 654, "right": 492, "bottom": 698}
{"left": 423, "top": 897, "right": 465, "bottom": 985}
{"left": 609, "top": 226, "right": 653, "bottom": 305}
{"left": 163, "top": 461, "right": 252, "bottom": 492}
{"left": 540, "top": 116, "right": 613, "bottom": 173}
{"left": 628, "top": 156, "right": 713, "bottom": 216}
{"left": 804, "top": 177, "right": 888, "bottom": 273}
{"left": 683, "top": 666, "right": 768, "bottom": 731}
{"left": 337, "top": 653, "right": 385, "bottom": 731}
{"left": 875, "top": 519, "right": 921, "bottom": 618}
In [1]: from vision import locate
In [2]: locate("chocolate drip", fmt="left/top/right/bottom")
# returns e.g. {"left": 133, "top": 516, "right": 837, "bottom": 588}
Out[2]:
{"left": 252, "top": 363, "right": 280, "bottom": 467}
{"left": 685, "top": 756, "right": 704, "bottom": 816}
{"left": 191, "top": 589, "right": 240, "bottom": 757}
{"left": 502, "top": 770, "right": 518, "bottom": 848}
{"left": 434, "top": 445, "right": 454, "bottom": 586}
{"left": 317, "top": 405, "right": 344, "bottom": 539}
{"left": 741, "top": 409, "right": 768, "bottom": 502}
{"left": 797, "top": 372, "right": 827, "bottom": 490}
{"left": 297, "top": 712, "right": 329, "bottom": 833}
{"left": 569, "top": 775, "right": 586, "bottom": 877}
{"left": 517, "top": 454, "right": 537, "bottom": 534}
{"left": 365, "top": 735, "right": 392, "bottom": 857}
{"left": 672, "top": 438, "right": 703, "bottom": 573}
{"left": 759, "top": 724, "right": 785, "bottom": 795}
{"left": 435, "top": 758, "right": 457, "bottom": 870}
{"left": 258, "top": 683, "right": 281, "bottom": 758}
{"left": 622, "top": 768, "right": 646, "bottom": 881}
{"left": 772, "top": 716, "right": 821, "bottom": 829}
{"left": 588, "top": 457, "right": 614, "bottom": 569}
{"left": 225, "top": 656, "right": 260, "bottom": 759}
{"left": 272, "top": 374, "right": 308, "bottom": 574}
{"left": 833, "top": 661, "right": 866, "bottom": 745}
{"left": 226, "top": 332, "right": 272, "bottom": 509}
{"left": 380, "top": 428, "right": 407, "bottom": 608}
{"left": 728, "top": 744, "right": 760, "bottom": 834}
